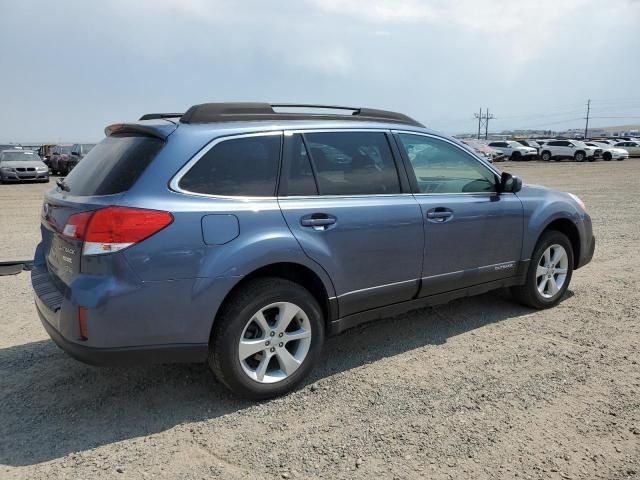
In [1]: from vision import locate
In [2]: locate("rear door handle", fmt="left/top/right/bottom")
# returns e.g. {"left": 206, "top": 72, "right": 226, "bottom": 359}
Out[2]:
{"left": 426, "top": 208, "right": 453, "bottom": 223}
{"left": 300, "top": 214, "right": 336, "bottom": 230}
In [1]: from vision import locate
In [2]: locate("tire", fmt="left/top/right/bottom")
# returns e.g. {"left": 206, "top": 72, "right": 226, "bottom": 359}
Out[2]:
{"left": 603, "top": 152, "right": 612, "bottom": 161}
{"left": 209, "top": 277, "right": 325, "bottom": 399}
{"left": 511, "top": 151, "right": 522, "bottom": 161}
{"left": 574, "top": 151, "right": 586, "bottom": 162}
{"left": 512, "top": 230, "right": 574, "bottom": 309}
{"left": 541, "top": 151, "right": 551, "bottom": 162}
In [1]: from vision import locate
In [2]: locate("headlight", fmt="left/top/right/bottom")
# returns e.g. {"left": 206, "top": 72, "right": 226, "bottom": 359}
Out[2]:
{"left": 568, "top": 193, "right": 586, "bottom": 211}
{"left": 36, "top": 167, "right": 48, "bottom": 172}
{"left": 1, "top": 167, "right": 14, "bottom": 172}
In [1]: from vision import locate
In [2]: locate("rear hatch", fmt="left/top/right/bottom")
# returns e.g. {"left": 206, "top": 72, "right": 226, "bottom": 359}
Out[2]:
{"left": 41, "top": 131, "right": 168, "bottom": 286}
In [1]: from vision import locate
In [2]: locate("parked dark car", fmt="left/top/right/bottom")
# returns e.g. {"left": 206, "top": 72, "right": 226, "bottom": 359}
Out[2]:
{"left": 38, "top": 144, "right": 56, "bottom": 167}
{"left": 59, "top": 143, "right": 96, "bottom": 175}
{"left": 49, "top": 144, "right": 73, "bottom": 174}
{"left": 33, "top": 102, "right": 595, "bottom": 399}
{"left": 0, "top": 149, "right": 49, "bottom": 183}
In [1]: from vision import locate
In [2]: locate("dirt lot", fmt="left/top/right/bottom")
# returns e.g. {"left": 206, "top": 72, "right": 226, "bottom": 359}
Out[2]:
{"left": 1, "top": 161, "right": 639, "bottom": 480}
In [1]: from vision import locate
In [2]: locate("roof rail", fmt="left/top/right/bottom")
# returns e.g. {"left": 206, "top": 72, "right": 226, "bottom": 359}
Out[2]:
{"left": 139, "top": 113, "right": 184, "bottom": 121}
{"left": 179, "top": 102, "right": 424, "bottom": 127}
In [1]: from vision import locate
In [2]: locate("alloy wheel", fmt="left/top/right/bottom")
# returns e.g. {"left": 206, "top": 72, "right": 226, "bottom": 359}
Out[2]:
{"left": 536, "top": 244, "right": 569, "bottom": 299}
{"left": 238, "top": 302, "right": 312, "bottom": 383}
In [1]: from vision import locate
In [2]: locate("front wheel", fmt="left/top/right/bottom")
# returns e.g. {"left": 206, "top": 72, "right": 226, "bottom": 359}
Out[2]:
{"left": 512, "top": 231, "right": 574, "bottom": 309}
{"left": 209, "top": 277, "right": 325, "bottom": 399}
{"left": 574, "top": 152, "right": 586, "bottom": 162}
{"left": 603, "top": 152, "right": 612, "bottom": 161}
{"left": 541, "top": 151, "right": 551, "bottom": 162}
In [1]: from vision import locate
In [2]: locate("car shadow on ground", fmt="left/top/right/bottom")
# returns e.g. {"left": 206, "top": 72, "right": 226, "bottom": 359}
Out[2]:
{"left": 0, "top": 289, "right": 552, "bottom": 466}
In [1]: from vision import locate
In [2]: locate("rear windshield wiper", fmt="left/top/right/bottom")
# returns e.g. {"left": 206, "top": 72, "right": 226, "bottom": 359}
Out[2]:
{"left": 56, "top": 178, "right": 70, "bottom": 192}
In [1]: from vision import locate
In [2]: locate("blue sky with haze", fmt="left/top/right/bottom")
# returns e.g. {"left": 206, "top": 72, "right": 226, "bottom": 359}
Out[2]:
{"left": 1, "top": 0, "right": 639, "bottom": 142}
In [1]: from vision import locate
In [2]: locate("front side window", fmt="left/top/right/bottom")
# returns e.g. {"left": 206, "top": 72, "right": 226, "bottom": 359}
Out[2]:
{"left": 179, "top": 134, "right": 281, "bottom": 196}
{"left": 397, "top": 133, "right": 496, "bottom": 194}
{"left": 303, "top": 131, "right": 400, "bottom": 195}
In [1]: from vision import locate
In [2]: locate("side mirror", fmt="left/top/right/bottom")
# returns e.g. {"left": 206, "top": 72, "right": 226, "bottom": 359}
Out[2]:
{"left": 569, "top": 144, "right": 575, "bottom": 148}
{"left": 71, "top": 151, "right": 79, "bottom": 156}
{"left": 500, "top": 172, "right": 522, "bottom": 193}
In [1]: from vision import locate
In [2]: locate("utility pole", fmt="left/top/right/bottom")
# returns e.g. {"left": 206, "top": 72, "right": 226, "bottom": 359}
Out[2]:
{"left": 474, "top": 108, "right": 495, "bottom": 140}
{"left": 484, "top": 108, "right": 494, "bottom": 140}
{"left": 584, "top": 99, "right": 591, "bottom": 139}
{"left": 475, "top": 108, "right": 482, "bottom": 140}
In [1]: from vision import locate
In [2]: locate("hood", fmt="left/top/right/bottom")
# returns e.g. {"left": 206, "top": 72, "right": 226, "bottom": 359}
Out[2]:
{"left": 0, "top": 160, "right": 47, "bottom": 169}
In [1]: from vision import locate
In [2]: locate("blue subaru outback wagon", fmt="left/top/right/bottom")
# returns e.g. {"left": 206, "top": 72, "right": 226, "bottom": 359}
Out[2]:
{"left": 32, "top": 103, "right": 595, "bottom": 399}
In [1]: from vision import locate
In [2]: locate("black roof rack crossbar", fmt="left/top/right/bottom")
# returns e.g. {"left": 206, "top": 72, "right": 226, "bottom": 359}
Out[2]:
{"left": 139, "top": 113, "right": 184, "bottom": 121}
{"left": 179, "top": 102, "right": 424, "bottom": 127}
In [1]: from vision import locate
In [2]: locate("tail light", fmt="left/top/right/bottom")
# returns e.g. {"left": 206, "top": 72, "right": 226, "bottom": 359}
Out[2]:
{"left": 63, "top": 206, "right": 173, "bottom": 255}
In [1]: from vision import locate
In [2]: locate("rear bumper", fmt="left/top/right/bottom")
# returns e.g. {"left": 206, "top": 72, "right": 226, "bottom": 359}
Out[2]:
{"left": 37, "top": 304, "right": 207, "bottom": 366}
{"left": 31, "top": 256, "right": 211, "bottom": 366}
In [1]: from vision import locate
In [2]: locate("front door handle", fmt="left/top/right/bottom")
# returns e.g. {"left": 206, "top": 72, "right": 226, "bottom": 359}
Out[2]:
{"left": 300, "top": 213, "right": 337, "bottom": 230}
{"left": 426, "top": 208, "right": 453, "bottom": 223}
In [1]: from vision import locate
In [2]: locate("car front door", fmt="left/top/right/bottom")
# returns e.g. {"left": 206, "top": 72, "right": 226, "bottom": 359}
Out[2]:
{"left": 394, "top": 132, "right": 524, "bottom": 296}
{"left": 278, "top": 130, "right": 424, "bottom": 317}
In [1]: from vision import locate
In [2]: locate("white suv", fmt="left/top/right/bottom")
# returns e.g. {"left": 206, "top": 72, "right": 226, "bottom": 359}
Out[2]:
{"left": 539, "top": 140, "right": 601, "bottom": 162}
{"left": 585, "top": 141, "right": 628, "bottom": 161}
{"left": 487, "top": 141, "right": 537, "bottom": 160}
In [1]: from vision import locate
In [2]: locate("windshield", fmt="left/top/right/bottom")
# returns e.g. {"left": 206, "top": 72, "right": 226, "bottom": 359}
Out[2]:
{"left": 81, "top": 144, "right": 96, "bottom": 152}
{"left": 0, "top": 151, "right": 41, "bottom": 162}
{"left": 58, "top": 145, "right": 73, "bottom": 154}
{"left": 573, "top": 141, "right": 588, "bottom": 148}
{"left": 507, "top": 141, "right": 523, "bottom": 147}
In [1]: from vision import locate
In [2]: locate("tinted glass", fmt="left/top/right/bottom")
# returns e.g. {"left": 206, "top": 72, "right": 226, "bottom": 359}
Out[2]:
{"left": 64, "top": 134, "right": 164, "bottom": 196}
{"left": 398, "top": 134, "right": 496, "bottom": 194}
{"left": 283, "top": 134, "right": 317, "bottom": 196}
{"left": 179, "top": 135, "right": 281, "bottom": 196}
{"left": 304, "top": 132, "right": 400, "bottom": 195}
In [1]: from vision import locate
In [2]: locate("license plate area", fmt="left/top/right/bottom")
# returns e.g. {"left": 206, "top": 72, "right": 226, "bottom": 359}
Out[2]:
{"left": 46, "top": 234, "right": 82, "bottom": 285}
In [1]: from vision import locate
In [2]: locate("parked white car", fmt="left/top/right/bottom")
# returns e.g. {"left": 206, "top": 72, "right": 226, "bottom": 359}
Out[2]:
{"left": 585, "top": 142, "right": 628, "bottom": 161}
{"left": 487, "top": 140, "right": 537, "bottom": 160}
{"left": 539, "top": 140, "right": 601, "bottom": 162}
{"left": 613, "top": 141, "right": 640, "bottom": 157}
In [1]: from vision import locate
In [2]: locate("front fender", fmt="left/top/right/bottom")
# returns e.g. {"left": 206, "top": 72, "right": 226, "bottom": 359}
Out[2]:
{"left": 517, "top": 185, "right": 586, "bottom": 260}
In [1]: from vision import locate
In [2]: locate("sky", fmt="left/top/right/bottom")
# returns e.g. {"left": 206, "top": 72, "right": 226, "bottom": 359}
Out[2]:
{"left": 1, "top": 0, "right": 639, "bottom": 142}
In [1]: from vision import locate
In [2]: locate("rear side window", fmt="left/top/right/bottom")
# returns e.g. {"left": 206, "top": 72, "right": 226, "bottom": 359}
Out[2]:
{"left": 179, "top": 135, "right": 281, "bottom": 196}
{"left": 282, "top": 134, "right": 318, "bottom": 196}
{"left": 63, "top": 134, "right": 163, "bottom": 196}
{"left": 304, "top": 132, "right": 400, "bottom": 195}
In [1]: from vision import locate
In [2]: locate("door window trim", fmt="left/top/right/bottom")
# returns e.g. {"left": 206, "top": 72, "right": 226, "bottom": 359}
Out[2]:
{"left": 391, "top": 130, "right": 506, "bottom": 196}
{"left": 169, "top": 130, "right": 284, "bottom": 200}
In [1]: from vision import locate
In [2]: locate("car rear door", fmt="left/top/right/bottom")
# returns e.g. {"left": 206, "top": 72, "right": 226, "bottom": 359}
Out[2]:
{"left": 278, "top": 130, "right": 424, "bottom": 317}
{"left": 393, "top": 131, "right": 524, "bottom": 296}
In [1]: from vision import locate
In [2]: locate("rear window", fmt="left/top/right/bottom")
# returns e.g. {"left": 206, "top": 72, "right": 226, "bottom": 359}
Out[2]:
{"left": 63, "top": 134, "right": 164, "bottom": 196}
{"left": 178, "top": 134, "right": 281, "bottom": 196}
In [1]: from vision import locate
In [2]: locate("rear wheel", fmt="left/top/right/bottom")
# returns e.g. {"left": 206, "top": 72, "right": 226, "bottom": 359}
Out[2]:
{"left": 209, "top": 277, "right": 325, "bottom": 399}
{"left": 512, "top": 231, "right": 574, "bottom": 309}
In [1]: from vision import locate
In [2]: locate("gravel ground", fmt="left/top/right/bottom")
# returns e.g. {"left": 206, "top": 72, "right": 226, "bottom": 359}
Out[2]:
{"left": 1, "top": 162, "right": 639, "bottom": 480}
